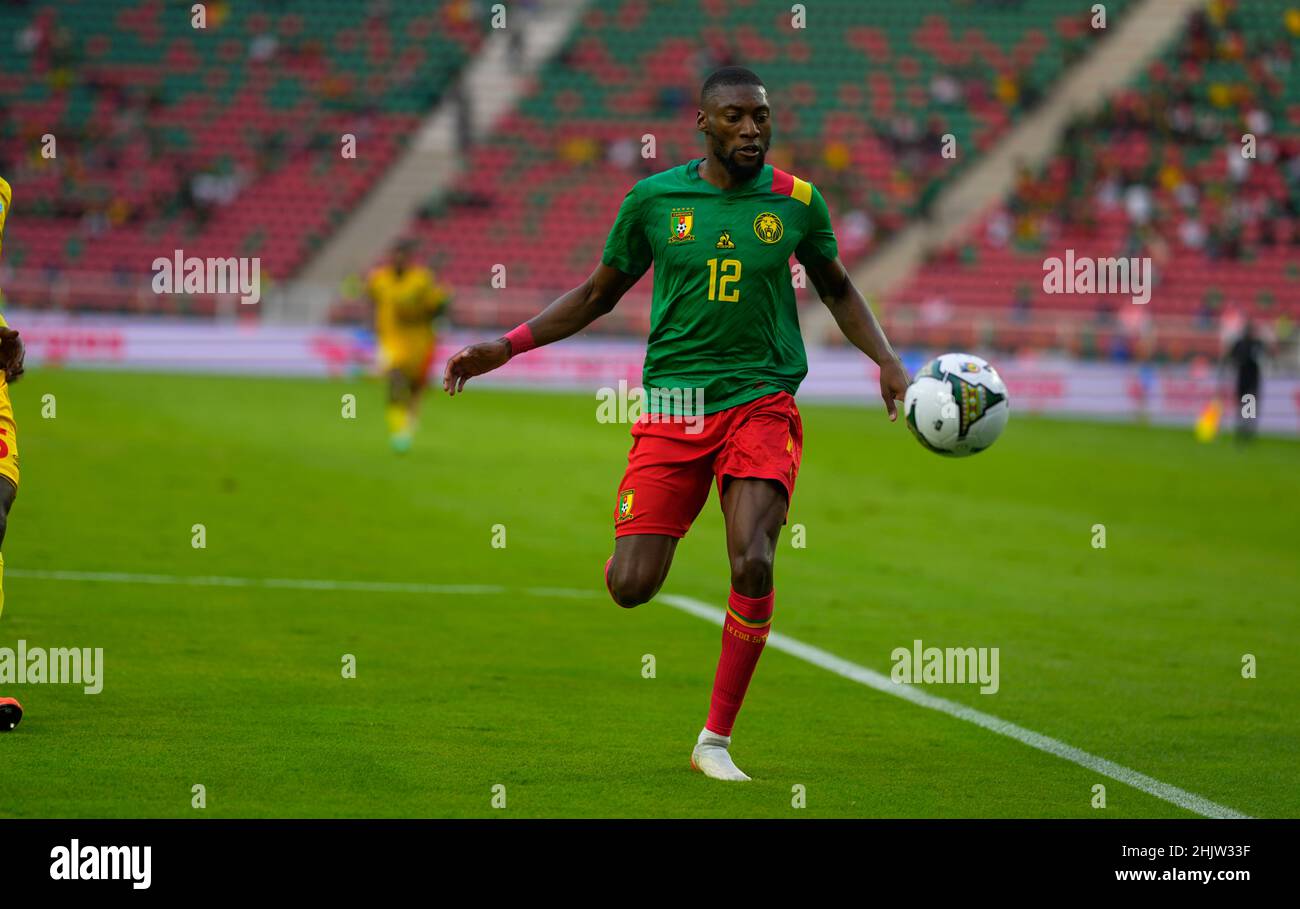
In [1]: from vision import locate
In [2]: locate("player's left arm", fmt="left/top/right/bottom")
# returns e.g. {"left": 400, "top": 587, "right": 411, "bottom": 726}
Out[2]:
{"left": 0, "top": 326, "right": 22, "bottom": 383}
{"left": 0, "top": 178, "right": 21, "bottom": 384}
{"left": 805, "top": 256, "right": 908, "bottom": 421}
{"left": 797, "top": 185, "right": 907, "bottom": 420}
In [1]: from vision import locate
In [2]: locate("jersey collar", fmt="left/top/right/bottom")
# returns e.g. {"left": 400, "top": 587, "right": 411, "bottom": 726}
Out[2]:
{"left": 688, "top": 157, "right": 769, "bottom": 193}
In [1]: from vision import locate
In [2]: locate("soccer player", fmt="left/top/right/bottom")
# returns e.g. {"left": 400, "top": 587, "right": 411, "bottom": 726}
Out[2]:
{"left": 442, "top": 67, "right": 909, "bottom": 780}
{"left": 368, "top": 238, "right": 451, "bottom": 452}
{"left": 0, "top": 175, "right": 27, "bottom": 732}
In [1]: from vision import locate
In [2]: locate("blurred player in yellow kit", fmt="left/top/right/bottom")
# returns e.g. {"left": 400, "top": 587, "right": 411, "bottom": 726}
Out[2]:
{"left": 367, "top": 238, "right": 450, "bottom": 452}
{"left": 0, "top": 175, "right": 28, "bottom": 731}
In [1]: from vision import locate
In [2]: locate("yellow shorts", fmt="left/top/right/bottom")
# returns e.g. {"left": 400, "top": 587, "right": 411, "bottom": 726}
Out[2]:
{"left": 0, "top": 377, "right": 17, "bottom": 494}
{"left": 378, "top": 336, "right": 435, "bottom": 384}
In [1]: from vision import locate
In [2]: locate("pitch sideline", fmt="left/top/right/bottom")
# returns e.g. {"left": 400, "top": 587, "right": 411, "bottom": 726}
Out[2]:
{"left": 9, "top": 568, "right": 1251, "bottom": 819}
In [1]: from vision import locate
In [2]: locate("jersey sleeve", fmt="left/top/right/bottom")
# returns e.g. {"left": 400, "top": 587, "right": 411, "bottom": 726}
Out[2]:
{"left": 601, "top": 184, "right": 652, "bottom": 278}
{"left": 0, "top": 176, "right": 11, "bottom": 260}
{"left": 795, "top": 184, "right": 839, "bottom": 265}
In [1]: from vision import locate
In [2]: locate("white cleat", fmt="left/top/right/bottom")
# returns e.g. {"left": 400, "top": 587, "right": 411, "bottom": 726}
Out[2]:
{"left": 690, "top": 728, "right": 751, "bottom": 781}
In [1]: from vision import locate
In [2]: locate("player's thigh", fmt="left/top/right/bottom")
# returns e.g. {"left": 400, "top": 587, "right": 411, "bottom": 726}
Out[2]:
{"left": 714, "top": 393, "right": 802, "bottom": 586}
{"left": 0, "top": 388, "right": 17, "bottom": 500}
{"left": 720, "top": 477, "right": 787, "bottom": 566}
{"left": 398, "top": 342, "right": 435, "bottom": 396}
{"left": 714, "top": 392, "right": 802, "bottom": 539}
{"left": 612, "top": 421, "right": 716, "bottom": 539}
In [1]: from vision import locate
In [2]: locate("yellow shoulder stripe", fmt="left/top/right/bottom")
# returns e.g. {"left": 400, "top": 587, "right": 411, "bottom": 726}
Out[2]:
{"left": 791, "top": 176, "right": 812, "bottom": 206}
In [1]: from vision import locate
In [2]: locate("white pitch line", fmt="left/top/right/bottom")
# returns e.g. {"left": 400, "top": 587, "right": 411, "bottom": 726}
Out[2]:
{"left": 8, "top": 569, "right": 607, "bottom": 600}
{"left": 660, "top": 593, "right": 1251, "bottom": 820}
{"left": 8, "top": 567, "right": 1251, "bottom": 818}
{"left": 6, "top": 568, "right": 513, "bottom": 596}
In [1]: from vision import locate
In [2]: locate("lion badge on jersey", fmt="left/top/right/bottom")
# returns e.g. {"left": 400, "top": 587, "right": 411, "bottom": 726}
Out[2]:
{"left": 668, "top": 209, "right": 695, "bottom": 243}
{"left": 753, "top": 211, "right": 783, "bottom": 244}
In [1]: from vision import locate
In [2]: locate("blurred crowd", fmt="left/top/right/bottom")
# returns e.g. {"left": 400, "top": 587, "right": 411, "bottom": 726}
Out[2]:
{"left": 992, "top": 1, "right": 1300, "bottom": 279}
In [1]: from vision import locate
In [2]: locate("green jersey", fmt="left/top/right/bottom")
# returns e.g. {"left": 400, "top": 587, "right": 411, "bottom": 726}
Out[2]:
{"left": 601, "top": 158, "right": 839, "bottom": 414}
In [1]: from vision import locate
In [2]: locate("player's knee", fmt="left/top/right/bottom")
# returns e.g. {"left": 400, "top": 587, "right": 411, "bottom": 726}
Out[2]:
{"left": 730, "top": 548, "right": 773, "bottom": 596}
{"left": 607, "top": 562, "right": 660, "bottom": 608}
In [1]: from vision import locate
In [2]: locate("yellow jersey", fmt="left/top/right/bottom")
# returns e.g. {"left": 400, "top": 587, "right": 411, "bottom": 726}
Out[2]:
{"left": 368, "top": 264, "right": 448, "bottom": 377}
{"left": 0, "top": 176, "right": 10, "bottom": 259}
{"left": 0, "top": 177, "right": 17, "bottom": 493}
{"left": 369, "top": 265, "right": 447, "bottom": 340}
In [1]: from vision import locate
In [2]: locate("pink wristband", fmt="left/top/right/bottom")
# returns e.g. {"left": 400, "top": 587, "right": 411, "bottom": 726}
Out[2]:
{"left": 504, "top": 323, "right": 536, "bottom": 358}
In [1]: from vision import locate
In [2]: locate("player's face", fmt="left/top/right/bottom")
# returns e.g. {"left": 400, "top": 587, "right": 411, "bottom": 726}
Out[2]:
{"left": 698, "top": 84, "right": 772, "bottom": 181}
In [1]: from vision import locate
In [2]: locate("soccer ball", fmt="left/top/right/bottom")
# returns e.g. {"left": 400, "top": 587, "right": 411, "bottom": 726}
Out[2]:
{"left": 903, "top": 353, "right": 1009, "bottom": 457}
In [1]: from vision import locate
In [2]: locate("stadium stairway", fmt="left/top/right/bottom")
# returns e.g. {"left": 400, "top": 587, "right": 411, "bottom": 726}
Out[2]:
{"left": 288, "top": 0, "right": 597, "bottom": 322}
{"left": 804, "top": 0, "right": 1207, "bottom": 345}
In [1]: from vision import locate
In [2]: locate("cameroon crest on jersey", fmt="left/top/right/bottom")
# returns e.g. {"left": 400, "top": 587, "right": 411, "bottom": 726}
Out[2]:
{"left": 618, "top": 486, "right": 639, "bottom": 522}
{"left": 668, "top": 208, "right": 695, "bottom": 243}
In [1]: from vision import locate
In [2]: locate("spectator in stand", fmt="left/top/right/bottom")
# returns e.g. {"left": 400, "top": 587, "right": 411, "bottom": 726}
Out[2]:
{"left": 1011, "top": 284, "right": 1032, "bottom": 323}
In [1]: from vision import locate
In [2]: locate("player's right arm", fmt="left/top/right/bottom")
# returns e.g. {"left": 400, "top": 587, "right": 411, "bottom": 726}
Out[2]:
{"left": 444, "top": 181, "right": 651, "bottom": 395}
{"left": 442, "top": 262, "right": 639, "bottom": 396}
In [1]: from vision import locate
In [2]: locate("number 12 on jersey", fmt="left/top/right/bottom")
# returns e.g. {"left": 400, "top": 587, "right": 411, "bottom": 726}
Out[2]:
{"left": 706, "top": 258, "right": 742, "bottom": 303}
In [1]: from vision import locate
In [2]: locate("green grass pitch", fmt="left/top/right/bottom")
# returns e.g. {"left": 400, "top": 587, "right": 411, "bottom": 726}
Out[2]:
{"left": 0, "top": 369, "right": 1295, "bottom": 818}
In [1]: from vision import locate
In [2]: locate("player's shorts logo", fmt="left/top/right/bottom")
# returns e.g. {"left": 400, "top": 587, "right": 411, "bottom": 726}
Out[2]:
{"left": 669, "top": 209, "right": 695, "bottom": 243}
{"left": 616, "top": 488, "right": 635, "bottom": 522}
{"left": 753, "top": 211, "right": 783, "bottom": 244}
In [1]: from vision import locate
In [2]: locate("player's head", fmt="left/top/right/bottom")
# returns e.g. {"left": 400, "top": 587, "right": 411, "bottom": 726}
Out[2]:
{"left": 697, "top": 66, "right": 771, "bottom": 181}
{"left": 392, "top": 238, "right": 416, "bottom": 272}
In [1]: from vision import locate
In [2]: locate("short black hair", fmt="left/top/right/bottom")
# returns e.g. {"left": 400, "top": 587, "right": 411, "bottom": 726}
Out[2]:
{"left": 700, "top": 66, "right": 766, "bottom": 107}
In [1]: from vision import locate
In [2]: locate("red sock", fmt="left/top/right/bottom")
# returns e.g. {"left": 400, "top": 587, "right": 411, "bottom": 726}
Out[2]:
{"left": 705, "top": 587, "right": 774, "bottom": 737}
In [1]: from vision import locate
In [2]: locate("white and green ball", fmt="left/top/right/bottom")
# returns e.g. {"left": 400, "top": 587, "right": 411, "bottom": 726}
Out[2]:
{"left": 903, "top": 353, "right": 1009, "bottom": 457}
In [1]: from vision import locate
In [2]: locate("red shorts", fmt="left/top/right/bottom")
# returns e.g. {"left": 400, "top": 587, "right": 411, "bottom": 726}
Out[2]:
{"left": 612, "top": 391, "right": 803, "bottom": 538}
